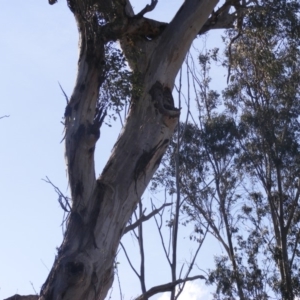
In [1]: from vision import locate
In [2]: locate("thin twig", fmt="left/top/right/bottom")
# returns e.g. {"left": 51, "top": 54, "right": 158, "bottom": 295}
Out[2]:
{"left": 107, "top": 286, "right": 114, "bottom": 300}
{"left": 138, "top": 200, "right": 146, "bottom": 294}
{"left": 120, "top": 242, "right": 140, "bottom": 279}
{"left": 30, "top": 281, "right": 38, "bottom": 295}
{"left": 58, "top": 82, "right": 69, "bottom": 104}
{"left": 124, "top": 202, "right": 172, "bottom": 234}
{"left": 152, "top": 198, "right": 172, "bottom": 266}
{"left": 176, "top": 225, "right": 209, "bottom": 299}
{"left": 42, "top": 176, "right": 71, "bottom": 212}
{"left": 40, "top": 259, "right": 50, "bottom": 271}
{"left": 115, "top": 262, "right": 124, "bottom": 300}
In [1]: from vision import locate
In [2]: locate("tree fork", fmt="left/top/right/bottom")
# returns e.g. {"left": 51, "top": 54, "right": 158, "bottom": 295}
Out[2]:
{"left": 20, "top": 1, "right": 221, "bottom": 299}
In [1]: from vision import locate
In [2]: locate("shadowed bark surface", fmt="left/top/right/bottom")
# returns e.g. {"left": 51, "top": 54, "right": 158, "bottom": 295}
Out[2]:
{"left": 4, "top": 295, "right": 39, "bottom": 300}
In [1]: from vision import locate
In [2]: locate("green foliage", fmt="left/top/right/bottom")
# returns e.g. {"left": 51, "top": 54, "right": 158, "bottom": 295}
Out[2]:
{"left": 221, "top": 2, "right": 300, "bottom": 297}
{"left": 151, "top": 1, "right": 300, "bottom": 299}
{"left": 99, "top": 42, "right": 132, "bottom": 124}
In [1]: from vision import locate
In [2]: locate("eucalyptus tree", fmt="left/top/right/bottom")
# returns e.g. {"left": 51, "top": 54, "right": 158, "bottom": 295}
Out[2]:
{"left": 5, "top": 1, "right": 247, "bottom": 300}
{"left": 152, "top": 62, "right": 251, "bottom": 299}
{"left": 224, "top": 2, "right": 300, "bottom": 298}
{"left": 152, "top": 0, "right": 300, "bottom": 299}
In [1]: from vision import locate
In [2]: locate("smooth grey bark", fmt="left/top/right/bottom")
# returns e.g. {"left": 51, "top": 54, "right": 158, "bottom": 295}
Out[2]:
{"left": 38, "top": 2, "right": 218, "bottom": 299}
{"left": 9, "top": 0, "right": 244, "bottom": 299}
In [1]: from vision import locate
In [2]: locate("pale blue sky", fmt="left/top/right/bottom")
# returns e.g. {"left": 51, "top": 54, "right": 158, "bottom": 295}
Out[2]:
{"left": 0, "top": 1, "right": 226, "bottom": 299}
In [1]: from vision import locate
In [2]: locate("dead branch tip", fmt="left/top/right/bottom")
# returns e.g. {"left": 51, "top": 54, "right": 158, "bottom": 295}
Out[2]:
{"left": 42, "top": 176, "right": 71, "bottom": 212}
{"left": 58, "top": 81, "right": 69, "bottom": 104}
{"left": 136, "top": 0, "right": 158, "bottom": 18}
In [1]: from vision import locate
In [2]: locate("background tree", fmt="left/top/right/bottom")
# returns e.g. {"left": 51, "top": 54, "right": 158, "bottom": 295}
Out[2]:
{"left": 224, "top": 2, "right": 300, "bottom": 298}
{"left": 152, "top": 0, "right": 300, "bottom": 299}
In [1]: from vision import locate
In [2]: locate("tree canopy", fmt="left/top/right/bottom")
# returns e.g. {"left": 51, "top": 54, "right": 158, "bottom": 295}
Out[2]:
{"left": 153, "top": 1, "right": 300, "bottom": 299}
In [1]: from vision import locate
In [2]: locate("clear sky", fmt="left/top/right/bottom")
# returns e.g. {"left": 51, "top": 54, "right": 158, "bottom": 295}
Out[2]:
{"left": 0, "top": 1, "right": 227, "bottom": 299}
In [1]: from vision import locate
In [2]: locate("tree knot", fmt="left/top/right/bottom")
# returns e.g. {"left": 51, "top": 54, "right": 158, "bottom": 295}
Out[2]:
{"left": 149, "top": 81, "right": 180, "bottom": 117}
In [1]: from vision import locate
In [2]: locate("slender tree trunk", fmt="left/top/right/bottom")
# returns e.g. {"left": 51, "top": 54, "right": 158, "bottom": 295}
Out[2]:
{"left": 216, "top": 178, "right": 245, "bottom": 300}
{"left": 39, "top": 1, "right": 219, "bottom": 300}
{"left": 276, "top": 166, "right": 294, "bottom": 300}
{"left": 280, "top": 232, "right": 294, "bottom": 300}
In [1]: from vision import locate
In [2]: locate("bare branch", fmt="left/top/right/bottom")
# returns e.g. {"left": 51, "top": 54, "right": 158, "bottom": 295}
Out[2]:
{"left": 58, "top": 82, "right": 69, "bottom": 104}
{"left": 176, "top": 226, "right": 209, "bottom": 299}
{"left": 134, "top": 276, "right": 206, "bottom": 300}
{"left": 0, "top": 115, "right": 9, "bottom": 119}
{"left": 136, "top": 0, "right": 158, "bottom": 18}
{"left": 120, "top": 242, "right": 140, "bottom": 279}
{"left": 171, "top": 99, "right": 183, "bottom": 298}
{"left": 152, "top": 198, "right": 173, "bottom": 266}
{"left": 137, "top": 201, "right": 146, "bottom": 294}
{"left": 123, "top": 202, "right": 172, "bottom": 234}
{"left": 30, "top": 281, "right": 38, "bottom": 296}
{"left": 42, "top": 177, "right": 71, "bottom": 212}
